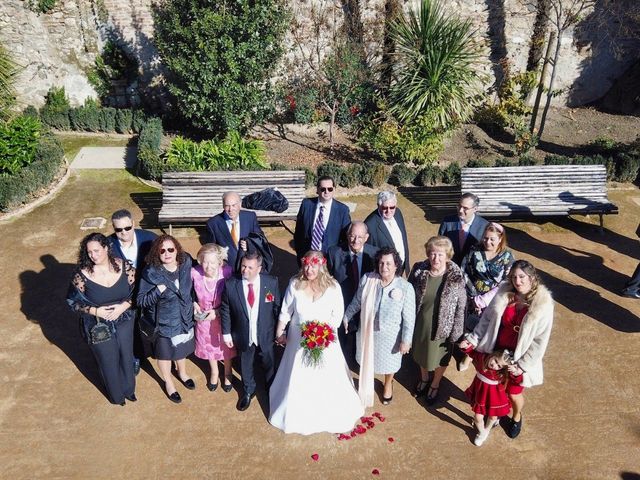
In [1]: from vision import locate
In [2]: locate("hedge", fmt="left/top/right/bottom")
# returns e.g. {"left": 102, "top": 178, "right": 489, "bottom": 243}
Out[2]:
{"left": 0, "top": 133, "right": 65, "bottom": 212}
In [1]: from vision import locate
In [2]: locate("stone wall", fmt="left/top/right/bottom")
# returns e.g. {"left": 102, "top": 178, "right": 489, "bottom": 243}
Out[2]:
{"left": 1, "top": 0, "right": 638, "bottom": 110}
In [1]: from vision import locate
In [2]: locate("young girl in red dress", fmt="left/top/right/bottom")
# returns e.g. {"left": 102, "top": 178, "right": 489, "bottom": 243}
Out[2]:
{"left": 461, "top": 344, "right": 523, "bottom": 446}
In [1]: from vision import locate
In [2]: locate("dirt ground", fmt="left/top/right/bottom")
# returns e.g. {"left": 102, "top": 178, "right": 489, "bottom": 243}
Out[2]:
{"left": 1, "top": 108, "right": 640, "bottom": 479}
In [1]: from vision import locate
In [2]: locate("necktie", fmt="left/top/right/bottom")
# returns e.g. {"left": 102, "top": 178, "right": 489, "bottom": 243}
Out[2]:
{"left": 458, "top": 227, "right": 466, "bottom": 251}
{"left": 231, "top": 220, "right": 239, "bottom": 247}
{"left": 247, "top": 283, "right": 255, "bottom": 308}
{"left": 350, "top": 254, "right": 359, "bottom": 289}
{"left": 310, "top": 205, "right": 325, "bottom": 251}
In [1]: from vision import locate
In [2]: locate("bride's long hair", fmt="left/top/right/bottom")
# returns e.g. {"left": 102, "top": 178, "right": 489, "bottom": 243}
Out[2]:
{"left": 294, "top": 250, "right": 336, "bottom": 294}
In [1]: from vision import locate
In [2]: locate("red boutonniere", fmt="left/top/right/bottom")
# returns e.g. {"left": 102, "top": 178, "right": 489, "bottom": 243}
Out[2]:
{"left": 265, "top": 291, "right": 274, "bottom": 303}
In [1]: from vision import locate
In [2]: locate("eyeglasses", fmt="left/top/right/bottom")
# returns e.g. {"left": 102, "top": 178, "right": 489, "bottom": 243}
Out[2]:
{"left": 381, "top": 205, "right": 396, "bottom": 211}
{"left": 319, "top": 187, "right": 334, "bottom": 193}
{"left": 348, "top": 235, "right": 366, "bottom": 241}
{"left": 160, "top": 247, "right": 176, "bottom": 254}
{"left": 114, "top": 226, "right": 133, "bottom": 233}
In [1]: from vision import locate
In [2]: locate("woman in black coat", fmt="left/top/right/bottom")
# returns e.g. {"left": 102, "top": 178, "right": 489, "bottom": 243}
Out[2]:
{"left": 138, "top": 235, "right": 195, "bottom": 403}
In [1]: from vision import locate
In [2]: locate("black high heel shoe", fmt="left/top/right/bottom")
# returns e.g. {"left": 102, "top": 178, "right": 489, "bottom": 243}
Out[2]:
{"left": 413, "top": 379, "right": 429, "bottom": 398}
{"left": 222, "top": 377, "right": 233, "bottom": 393}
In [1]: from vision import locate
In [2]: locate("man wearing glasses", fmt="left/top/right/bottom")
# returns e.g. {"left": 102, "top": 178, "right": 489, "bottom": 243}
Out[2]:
{"left": 109, "top": 209, "right": 158, "bottom": 374}
{"left": 293, "top": 175, "right": 351, "bottom": 263}
{"left": 438, "top": 192, "right": 489, "bottom": 265}
{"left": 327, "top": 221, "right": 378, "bottom": 366}
{"left": 364, "top": 191, "right": 410, "bottom": 275}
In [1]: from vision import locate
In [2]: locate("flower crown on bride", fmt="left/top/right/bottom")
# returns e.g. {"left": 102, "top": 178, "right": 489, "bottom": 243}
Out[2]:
{"left": 302, "top": 255, "right": 327, "bottom": 266}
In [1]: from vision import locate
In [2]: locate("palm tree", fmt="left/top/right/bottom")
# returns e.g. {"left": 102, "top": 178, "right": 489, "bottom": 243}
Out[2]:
{"left": 0, "top": 44, "right": 19, "bottom": 121}
{"left": 387, "top": 0, "right": 482, "bottom": 130}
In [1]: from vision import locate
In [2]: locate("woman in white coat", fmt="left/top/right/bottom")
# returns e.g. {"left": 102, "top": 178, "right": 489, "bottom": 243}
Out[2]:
{"left": 460, "top": 260, "right": 554, "bottom": 439}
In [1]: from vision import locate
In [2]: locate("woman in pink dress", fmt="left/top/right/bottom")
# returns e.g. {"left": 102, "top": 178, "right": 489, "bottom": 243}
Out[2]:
{"left": 192, "top": 244, "right": 235, "bottom": 392}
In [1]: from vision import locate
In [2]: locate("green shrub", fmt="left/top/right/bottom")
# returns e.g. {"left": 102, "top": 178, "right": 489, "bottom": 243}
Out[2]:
{"left": 359, "top": 161, "right": 387, "bottom": 188}
{"left": 0, "top": 44, "right": 19, "bottom": 121}
{"left": 442, "top": 162, "right": 461, "bottom": 185}
{"left": 99, "top": 107, "right": 117, "bottom": 132}
{"left": 270, "top": 162, "right": 289, "bottom": 171}
{"left": 341, "top": 165, "right": 361, "bottom": 188}
{"left": 494, "top": 157, "right": 515, "bottom": 167}
{"left": 614, "top": 153, "right": 640, "bottom": 183}
{"left": 543, "top": 154, "right": 572, "bottom": 165}
{"left": 0, "top": 132, "right": 64, "bottom": 211}
{"left": 115, "top": 109, "right": 133, "bottom": 133}
{"left": 69, "top": 98, "right": 101, "bottom": 131}
{"left": 304, "top": 167, "right": 317, "bottom": 188}
{"left": 138, "top": 117, "right": 163, "bottom": 153}
{"left": 0, "top": 115, "right": 42, "bottom": 176}
{"left": 22, "top": 105, "right": 39, "bottom": 119}
{"left": 27, "top": 0, "right": 57, "bottom": 13}
{"left": 153, "top": 0, "right": 289, "bottom": 135}
{"left": 136, "top": 147, "right": 165, "bottom": 181}
{"left": 131, "top": 110, "right": 148, "bottom": 133}
{"left": 388, "top": 163, "right": 416, "bottom": 187}
{"left": 517, "top": 154, "right": 536, "bottom": 166}
{"left": 317, "top": 162, "right": 345, "bottom": 186}
{"left": 466, "top": 159, "right": 492, "bottom": 168}
{"left": 40, "top": 86, "right": 70, "bottom": 130}
{"left": 293, "top": 88, "right": 319, "bottom": 124}
{"left": 587, "top": 136, "right": 618, "bottom": 154}
{"left": 416, "top": 164, "right": 443, "bottom": 186}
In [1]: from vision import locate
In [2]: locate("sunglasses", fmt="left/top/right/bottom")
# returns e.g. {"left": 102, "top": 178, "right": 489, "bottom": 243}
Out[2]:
{"left": 114, "top": 225, "right": 133, "bottom": 233}
{"left": 381, "top": 205, "right": 396, "bottom": 211}
{"left": 319, "top": 187, "right": 334, "bottom": 193}
{"left": 160, "top": 247, "right": 176, "bottom": 254}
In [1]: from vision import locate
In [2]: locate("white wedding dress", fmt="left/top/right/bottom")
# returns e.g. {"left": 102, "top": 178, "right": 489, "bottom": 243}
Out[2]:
{"left": 269, "top": 280, "right": 364, "bottom": 435}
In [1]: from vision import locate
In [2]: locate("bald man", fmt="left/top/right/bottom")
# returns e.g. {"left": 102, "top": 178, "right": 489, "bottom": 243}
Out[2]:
{"left": 206, "top": 191, "right": 264, "bottom": 270}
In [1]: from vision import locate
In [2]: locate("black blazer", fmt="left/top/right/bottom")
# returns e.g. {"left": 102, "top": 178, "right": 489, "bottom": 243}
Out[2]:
{"left": 293, "top": 197, "right": 351, "bottom": 261}
{"left": 206, "top": 210, "right": 263, "bottom": 269}
{"left": 219, "top": 273, "right": 281, "bottom": 352}
{"left": 364, "top": 208, "right": 410, "bottom": 275}
{"left": 438, "top": 214, "right": 489, "bottom": 265}
{"left": 327, "top": 243, "right": 378, "bottom": 308}
{"left": 137, "top": 255, "right": 194, "bottom": 338}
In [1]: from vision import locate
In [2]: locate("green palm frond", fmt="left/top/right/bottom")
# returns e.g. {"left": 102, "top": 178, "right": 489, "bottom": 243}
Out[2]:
{"left": 0, "top": 44, "right": 20, "bottom": 121}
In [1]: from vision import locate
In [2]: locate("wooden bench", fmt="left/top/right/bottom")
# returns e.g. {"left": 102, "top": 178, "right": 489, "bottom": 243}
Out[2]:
{"left": 158, "top": 170, "right": 306, "bottom": 234}
{"left": 461, "top": 165, "right": 618, "bottom": 229}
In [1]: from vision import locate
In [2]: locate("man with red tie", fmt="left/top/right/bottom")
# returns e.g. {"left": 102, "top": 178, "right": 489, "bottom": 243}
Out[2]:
{"left": 206, "top": 191, "right": 263, "bottom": 271}
{"left": 220, "top": 253, "right": 281, "bottom": 411}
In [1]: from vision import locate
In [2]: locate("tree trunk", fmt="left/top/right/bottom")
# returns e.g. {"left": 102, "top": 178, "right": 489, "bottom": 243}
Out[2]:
{"left": 530, "top": 30, "right": 556, "bottom": 133}
{"left": 538, "top": 30, "right": 562, "bottom": 138}
{"left": 380, "top": 0, "right": 401, "bottom": 93}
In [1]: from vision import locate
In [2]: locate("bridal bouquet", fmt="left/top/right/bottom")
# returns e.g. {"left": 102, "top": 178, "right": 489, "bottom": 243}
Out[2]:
{"left": 300, "top": 321, "right": 336, "bottom": 367}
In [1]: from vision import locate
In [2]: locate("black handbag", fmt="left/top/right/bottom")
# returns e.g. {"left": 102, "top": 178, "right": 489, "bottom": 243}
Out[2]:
{"left": 90, "top": 315, "right": 112, "bottom": 344}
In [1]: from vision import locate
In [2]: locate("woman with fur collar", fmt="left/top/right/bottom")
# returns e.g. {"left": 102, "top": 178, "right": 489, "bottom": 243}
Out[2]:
{"left": 409, "top": 236, "right": 466, "bottom": 406}
{"left": 460, "top": 260, "right": 554, "bottom": 439}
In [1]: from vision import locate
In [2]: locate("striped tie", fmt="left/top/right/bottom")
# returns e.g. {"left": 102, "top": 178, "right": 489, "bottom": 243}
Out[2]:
{"left": 310, "top": 205, "right": 325, "bottom": 251}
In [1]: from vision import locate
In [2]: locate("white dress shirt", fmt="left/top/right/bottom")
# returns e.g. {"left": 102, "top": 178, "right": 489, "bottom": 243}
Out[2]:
{"left": 242, "top": 276, "right": 261, "bottom": 346}
{"left": 313, "top": 199, "right": 332, "bottom": 229}
{"left": 118, "top": 234, "right": 139, "bottom": 268}
{"left": 383, "top": 216, "right": 406, "bottom": 263}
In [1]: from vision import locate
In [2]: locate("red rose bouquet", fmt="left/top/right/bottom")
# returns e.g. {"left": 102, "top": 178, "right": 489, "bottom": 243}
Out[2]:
{"left": 299, "top": 321, "right": 336, "bottom": 367}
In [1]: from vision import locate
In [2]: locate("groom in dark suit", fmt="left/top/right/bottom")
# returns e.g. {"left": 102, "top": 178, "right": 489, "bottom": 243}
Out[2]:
{"left": 220, "top": 252, "right": 281, "bottom": 411}
{"left": 206, "top": 191, "right": 264, "bottom": 270}
{"left": 293, "top": 175, "right": 351, "bottom": 263}
{"left": 327, "top": 221, "right": 378, "bottom": 366}
{"left": 438, "top": 192, "right": 489, "bottom": 265}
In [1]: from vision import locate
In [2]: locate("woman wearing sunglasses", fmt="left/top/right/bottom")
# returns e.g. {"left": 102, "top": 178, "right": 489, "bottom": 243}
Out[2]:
{"left": 138, "top": 235, "right": 196, "bottom": 403}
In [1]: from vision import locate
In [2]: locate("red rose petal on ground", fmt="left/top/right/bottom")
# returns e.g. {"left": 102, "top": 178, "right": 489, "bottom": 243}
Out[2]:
{"left": 311, "top": 453, "right": 319, "bottom": 461}
{"left": 388, "top": 437, "right": 394, "bottom": 442}
{"left": 372, "top": 469, "right": 380, "bottom": 475}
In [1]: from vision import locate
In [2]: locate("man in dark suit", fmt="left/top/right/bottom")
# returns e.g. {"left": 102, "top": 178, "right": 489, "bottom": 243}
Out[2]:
{"left": 293, "top": 175, "right": 351, "bottom": 263}
{"left": 327, "top": 221, "right": 378, "bottom": 366}
{"left": 220, "top": 253, "right": 281, "bottom": 411}
{"left": 364, "top": 191, "right": 410, "bottom": 275}
{"left": 109, "top": 209, "right": 157, "bottom": 374}
{"left": 438, "top": 192, "right": 489, "bottom": 265}
{"left": 206, "top": 191, "right": 264, "bottom": 270}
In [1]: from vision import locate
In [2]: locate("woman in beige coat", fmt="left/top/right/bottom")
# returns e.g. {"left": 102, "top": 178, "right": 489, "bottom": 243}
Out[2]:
{"left": 460, "top": 260, "right": 554, "bottom": 439}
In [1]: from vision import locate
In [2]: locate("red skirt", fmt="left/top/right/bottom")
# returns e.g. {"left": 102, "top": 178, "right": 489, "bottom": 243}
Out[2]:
{"left": 465, "top": 377, "right": 512, "bottom": 417}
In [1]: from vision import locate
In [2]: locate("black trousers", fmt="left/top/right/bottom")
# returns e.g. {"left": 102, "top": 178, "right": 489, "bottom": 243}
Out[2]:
{"left": 89, "top": 315, "right": 136, "bottom": 404}
{"left": 623, "top": 262, "right": 640, "bottom": 293}
{"left": 239, "top": 344, "right": 275, "bottom": 396}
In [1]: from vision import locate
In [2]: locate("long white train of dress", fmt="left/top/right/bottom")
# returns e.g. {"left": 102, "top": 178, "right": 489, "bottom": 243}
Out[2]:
{"left": 269, "top": 280, "right": 364, "bottom": 435}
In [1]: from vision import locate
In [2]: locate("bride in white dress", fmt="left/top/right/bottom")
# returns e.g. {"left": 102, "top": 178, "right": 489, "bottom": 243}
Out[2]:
{"left": 269, "top": 250, "right": 364, "bottom": 435}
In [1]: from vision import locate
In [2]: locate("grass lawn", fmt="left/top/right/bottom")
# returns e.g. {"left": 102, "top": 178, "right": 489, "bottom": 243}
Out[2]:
{"left": 56, "top": 133, "right": 135, "bottom": 160}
